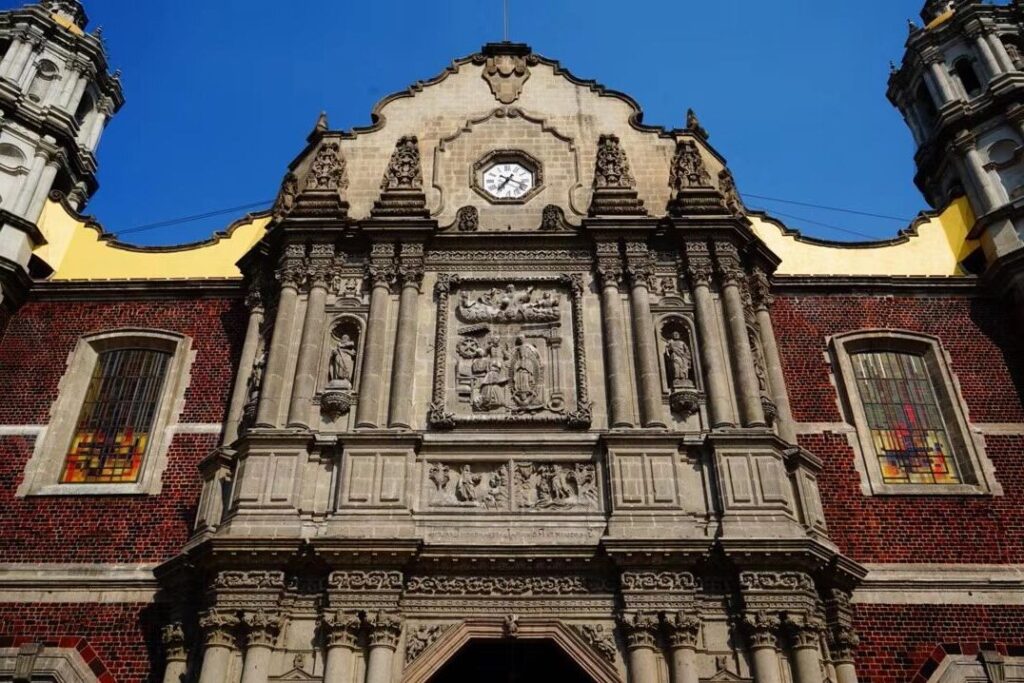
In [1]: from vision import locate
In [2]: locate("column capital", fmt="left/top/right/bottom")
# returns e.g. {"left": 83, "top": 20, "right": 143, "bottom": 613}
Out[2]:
{"left": 743, "top": 611, "right": 781, "bottom": 650}
{"left": 241, "top": 609, "right": 284, "bottom": 649}
{"left": 784, "top": 615, "right": 826, "bottom": 650}
{"left": 277, "top": 256, "right": 306, "bottom": 291}
{"left": 366, "top": 610, "right": 403, "bottom": 650}
{"left": 594, "top": 240, "right": 623, "bottom": 289}
{"left": 624, "top": 241, "right": 654, "bottom": 288}
{"left": 662, "top": 611, "right": 701, "bottom": 649}
{"left": 161, "top": 622, "right": 187, "bottom": 662}
{"left": 199, "top": 608, "right": 239, "bottom": 649}
{"left": 749, "top": 268, "right": 774, "bottom": 310}
{"left": 952, "top": 129, "right": 978, "bottom": 153}
{"left": 829, "top": 626, "right": 860, "bottom": 665}
{"left": 617, "top": 610, "right": 660, "bottom": 651}
{"left": 322, "top": 609, "right": 364, "bottom": 649}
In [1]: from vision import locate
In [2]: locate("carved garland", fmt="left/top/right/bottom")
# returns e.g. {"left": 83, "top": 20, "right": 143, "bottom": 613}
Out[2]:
{"left": 429, "top": 274, "right": 591, "bottom": 429}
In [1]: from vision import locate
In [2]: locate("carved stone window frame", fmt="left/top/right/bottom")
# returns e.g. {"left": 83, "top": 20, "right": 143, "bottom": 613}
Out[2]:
{"left": 830, "top": 329, "right": 1000, "bottom": 496}
{"left": 17, "top": 328, "right": 194, "bottom": 497}
{"left": 471, "top": 149, "right": 544, "bottom": 204}
{"left": 429, "top": 273, "right": 591, "bottom": 429}
{"left": 0, "top": 645, "right": 100, "bottom": 682}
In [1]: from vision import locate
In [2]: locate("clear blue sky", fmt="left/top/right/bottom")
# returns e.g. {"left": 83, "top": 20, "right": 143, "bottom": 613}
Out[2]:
{"left": 10, "top": 0, "right": 933, "bottom": 245}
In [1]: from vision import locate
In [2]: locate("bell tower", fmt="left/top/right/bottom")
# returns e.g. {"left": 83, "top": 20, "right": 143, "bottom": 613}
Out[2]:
{"left": 0, "top": 0, "right": 122, "bottom": 313}
{"left": 888, "top": 0, "right": 1024, "bottom": 307}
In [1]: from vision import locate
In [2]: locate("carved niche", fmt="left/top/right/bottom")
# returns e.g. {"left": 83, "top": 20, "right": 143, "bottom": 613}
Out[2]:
{"left": 424, "top": 459, "right": 601, "bottom": 513}
{"left": 659, "top": 316, "right": 701, "bottom": 418}
{"left": 430, "top": 275, "right": 591, "bottom": 428}
{"left": 321, "top": 318, "right": 361, "bottom": 418}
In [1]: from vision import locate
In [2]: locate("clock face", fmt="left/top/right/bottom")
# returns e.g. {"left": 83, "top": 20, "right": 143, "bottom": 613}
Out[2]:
{"left": 482, "top": 162, "right": 534, "bottom": 200}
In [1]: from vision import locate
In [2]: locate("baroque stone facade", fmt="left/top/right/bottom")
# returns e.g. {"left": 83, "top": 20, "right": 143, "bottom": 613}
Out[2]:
{"left": 1, "top": 3, "right": 1024, "bottom": 683}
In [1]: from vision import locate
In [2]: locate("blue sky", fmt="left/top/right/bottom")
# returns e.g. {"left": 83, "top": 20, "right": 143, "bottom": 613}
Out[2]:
{"left": 11, "top": 0, "right": 933, "bottom": 245}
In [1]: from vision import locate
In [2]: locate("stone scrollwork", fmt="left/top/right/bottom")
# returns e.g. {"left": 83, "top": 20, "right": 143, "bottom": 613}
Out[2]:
{"left": 381, "top": 135, "right": 423, "bottom": 190}
{"left": 477, "top": 50, "right": 537, "bottom": 104}
{"left": 539, "top": 204, "right": 565, "bottom": 231}
{"left": 784, "top": 615, "right": 826, "bottom": 649}
{"left": 739, "top": 572, "right": 816, "bottom": 593}
{"left": 405, "top": 623, "right": 455, "bottom": 665}
{"left": 743, "top": 610, "right": 781, "bottom": 649}
{"left": 328, "top": 570, "right": 404, "bottom": 591}
{"left": 430, "top": 275, "right": 590, "bottom": 428}
{"left": 305, "top": 141, "right": 347, "bottom": 192}
{"left": 570, "top": 624, "right": 618, "bottom": 663}
{"left": 213, "top": 570, "right": 285, "bottom": 590}
{"left": 242, "top": 609, "right": 284, "bottom": 648}
{"left": 405, "top": 575, "right": 612, "bottom": 596}
{"left": 456, "top": 206, "right": 479, "bottom": 232}
{"left": 620, "top": 571, "right": 696, "bottom": 592}
{"left": 670, "top": 140, "right": 712, "bottom": 190}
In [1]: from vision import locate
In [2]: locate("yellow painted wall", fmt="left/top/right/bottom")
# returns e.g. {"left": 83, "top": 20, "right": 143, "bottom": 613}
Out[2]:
{"left": 750, "top": 197, "right": 978, "bottom": 277}
{"left": 34, "top": 200, "right": 268, "bottom": 281}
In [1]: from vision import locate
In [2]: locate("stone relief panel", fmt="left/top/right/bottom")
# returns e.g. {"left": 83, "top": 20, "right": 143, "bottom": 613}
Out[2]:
{"left": 430, "top": 274, "right": 591, "bottom": 429}
{"left": 422, "top": 459, "right": 602, "bottom": 513}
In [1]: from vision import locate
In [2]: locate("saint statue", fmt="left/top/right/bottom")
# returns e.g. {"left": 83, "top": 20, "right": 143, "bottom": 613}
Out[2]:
{"left": 509, "top": 334, "right": 542, "bottom": 409}
{"left": 456, "top": 464, "right": 482, "bottom": 502}
{"left": 328, "top": 333, "right": 356, "bottom": 388}
{"left": 664, "top": 331, "right": 693, "bottom": 389}
{"left": 474, "top": 337, "right": 508, "bottom": 411}
{"left": 247, "top": 351, "right": 266, "bottom": 403}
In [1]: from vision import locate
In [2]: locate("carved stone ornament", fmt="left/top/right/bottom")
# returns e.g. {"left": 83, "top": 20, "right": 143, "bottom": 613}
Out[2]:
{"left": 405, "top": 623, "right": 454, "bottom": 664}
{"left": 371, "top": 135, "right": 428, "bottom": 218}
{"left": 617, "top": 611, "right": 660, "bottom": 650}
{"left": 322, "top": 609, "right": 364, "bottom": 649}
{"left": 322, "top": 319, "right": 360, "bottom": 418}
{"left": 589, "top": 134, "right": 647, "bottom": 216}
{"left": 829, "top": 626, "right": 860, "bottom": 663}
{"left": 242, "top": 609, "right": 284, "bottom": 648}
{"left": 686, "top": 108, "right": 709, "bottom": 140}
{"left": 199, "top": 608, "right": 239, "bottom": 648}
{"left": 405, "top": 574, "right": 612, "bottom": 596}
{"left": 430, "top": 275, "right": 591, "bottom": 428}
{"left": 366, "top": 610, "right": 403, "bottom": 650}
{"left": 305, "top": 141, "right": 347, "bottom": 192}
{"left": 480, "top": 53, "right": 533, "bottom": 104}
{"left": 503, "top": 614, "right": 520, "bottom": 638}
{"left": 539, "top": 204, "right": 565, "bottom": 231}
{"left": 761, "top": 396, "right": 778, "bottom": 426}
{"left": 320, "top": 390, "right": 354, "bottom": 418}
{"left": 719, "top": 169, "right": 744, "bottom": 215}
{"left": 620, "top": 571, "right": 696, "bottom": 592}
{"left": 663, "top": 611, "right": 701, "bottom": 649}
{"left": 667, "top": 140, "right": 728, "bottom": 217}
{"left": 743, "top": 611, "right": 781, "bottom": 649}
{"left": 214, "top": 570, "right": 285, "bottom": 590}
{"left": 784, "top": 616, "right": 825, "bottom": 649}
{"left": 161, "top": 622, "right": 187, "bottom": 661}
{"left": 273, "top": 172, "right": 299, "bottom": 218}
{"left": 571, "top": 624, "right": 617, "bottom": 663}
{"left": 669, "top": 389, "right": 701, "bottom": 418}
{"left": 456, "top": 206, "right": 479, "bottom": 232}
{"left": 243, "top": 348, "right": 266, "bottom": 427}
{"left": 328, "top": 570, "right": 404, "bottom": 591}
{"left": 739, "top": 572, "right": 815, "bottom": 593}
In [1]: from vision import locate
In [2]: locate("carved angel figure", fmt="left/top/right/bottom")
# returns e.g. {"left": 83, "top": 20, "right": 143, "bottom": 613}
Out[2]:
{"left": 328, "top": 334, "right": 356, "bottom": 387}
{"left": 664, "top": 331, "right": 693, "bottom": 389}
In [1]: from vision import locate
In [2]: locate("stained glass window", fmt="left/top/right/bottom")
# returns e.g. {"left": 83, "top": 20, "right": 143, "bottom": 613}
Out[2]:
{"left": 851, "top": 350, "right": 960, "bottom": 485}
{"left": 60, "top": 348, "right": 171, "bottom": 484}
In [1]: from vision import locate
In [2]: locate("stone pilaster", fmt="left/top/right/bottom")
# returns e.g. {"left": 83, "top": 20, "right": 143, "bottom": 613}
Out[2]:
{"left": 595, "top": 240, "right": 633, "bottom": 428}
{"left": 685, "top": 241, "right": 733, "bottom": 427}
{"left": 355, "top": 243, "right": 396, "bottom": 428}
{"left": 715, "top": 242, "right": 765, "bottom": 427}
{"left": 288, "top": 245, "right": 334, "bottom": 428}
{"left": 749, "top": 268, "right": 795, "bottom": 443}
{"left": 256, "top": 247, "right": 306, "bottom": 427}
{"left": 388, "top": 242, "right": 425, "bottom": 429}
{"left": 625, "top": 241, "right": 666, "bottom": 428}
{"left": 197, "top": 609, "right": 238, "bottom": 683}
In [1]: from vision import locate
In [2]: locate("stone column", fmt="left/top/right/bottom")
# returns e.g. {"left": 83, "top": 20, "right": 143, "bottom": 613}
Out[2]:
{"left": 0, "top": 34, "right": 30, "bottom": 80}
{"left": 83, "top": 97, "right": 113, "bottom": 151}
{"left": 787, "top": 618, "right": 826, "bottom": 683}
{"left": 926, "top": 58, "right": 956, "bottom": 105}
{"left": 987, "top": 32, "right": 1016, "bottom": 73}
{"left": 625, "top": 241, "right": 667, "bottom": 428}
{"left": 830, "top": 627, "right": 860, "bottom": 683}
{"left": 664, "top": 612, "right": 701, "bottom": 683}
{"left": 749, "top": 269, "right": 796, "bottom": 443}
{"left": 619, "top": 611, "right": 660, "bottom": 683}
{"left": 197, "top": 609, "right": 238, "bottom": 683}
{"left": 3, "top": 34, "right": 36, "bottom": 84}
{"left": 12, "top": 147, "right": 48, "bottom": 215}
{"left": 971, "top": 32, "right": 1002, "bottom": 80}
{"left": 323, "top": 610, "right": 363, "bottom": 683}
{"left": 686, "top": 244, "right": 733, "bottom": 427}
{"left": 56, "top": 61, "right": 85, "bottom": 111}
{"left": 954, "top": 130, "right": 1005, "bottom": 212}
{"left": 716, "top": 244, "right": 765, "bottom": 427}
{"left": 161, "top": 623, "right": 188, "bottom": 683}
{"left": 256, "top": 251, "right": 305, "bottom": 427}
{"left": 23, "top": 154, "right": 59, "bottom": 221}
{"left": 364, "top": 611, "right": 402, "bottom": 683}
{"left": 288, "top": 245, "right": 333, "bottom": 428}
{"left": 596, "top": 242, "right": 633, "bottom": 428}
{"left": 745, "top": 612, "right": 783, "bottom": 683}
{"left": 355, "top": 244, "right": 395, "bottom": 428}
{"left": 388, "top": 243, "right": 425, "bottom": 429}
{"left": 223, "top": 278, "right": 265, "bottom": 445}
{"left": 240, "top": 610, "right": 283, "bottom": 683}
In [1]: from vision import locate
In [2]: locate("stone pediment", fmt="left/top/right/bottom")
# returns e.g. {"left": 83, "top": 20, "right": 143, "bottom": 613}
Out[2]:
{"left": 277, "top": 42, "right": 732, "bottom": 229}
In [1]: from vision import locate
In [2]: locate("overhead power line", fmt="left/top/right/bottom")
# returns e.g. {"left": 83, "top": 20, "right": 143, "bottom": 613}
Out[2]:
{"left": 740, "top": 192, "right": 913, "bottom": 223}
{"left": 115, "top": 200, "right": 273, "bottom": 236}
{"left": 755, "top": 208, "right": 879, "bottom": 241}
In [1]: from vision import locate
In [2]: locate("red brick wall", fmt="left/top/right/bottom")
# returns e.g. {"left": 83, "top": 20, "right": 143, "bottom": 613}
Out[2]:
{"left": 773, "top": 294, "right": 1024, "bottom": 563}
{"left": 0, "top": 603, "right": 161, "bottom": 683}
{"left": 0, "top": 296, "right": 245, "bottom": 563}
{"left": 855, "top": 604, "right": 1024, "bottom": 683}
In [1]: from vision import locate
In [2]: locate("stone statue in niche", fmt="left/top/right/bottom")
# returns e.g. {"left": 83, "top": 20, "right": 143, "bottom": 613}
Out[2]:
{"left": 514, "top": 462, "right": 599, "bottom": 511}
{"left": 242, "top": 349, "right": 266, "bottom": 428}
{"left": 662, "top": 318, "right": 701, "bottom": 418}
{"left": 321, "top": 320, "right": 360, "bottom": 418}
{"left": 427, "top": 462, "right": 508, "bottom": 509}
{"left": 664, "top": 331, "right": 693, "bottom": 390}
{"left": 747, "top": 328, "right": 768, "bottom": 393}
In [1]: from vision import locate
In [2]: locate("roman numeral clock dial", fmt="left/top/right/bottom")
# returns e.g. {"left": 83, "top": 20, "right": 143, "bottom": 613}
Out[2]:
{"left": 482, "top": 162, "right": 534, "bottom": 200}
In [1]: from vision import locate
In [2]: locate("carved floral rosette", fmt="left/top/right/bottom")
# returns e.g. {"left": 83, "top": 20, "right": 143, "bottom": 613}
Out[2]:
{"left": 430, "top": 274, "right": 591, "bottom": 428}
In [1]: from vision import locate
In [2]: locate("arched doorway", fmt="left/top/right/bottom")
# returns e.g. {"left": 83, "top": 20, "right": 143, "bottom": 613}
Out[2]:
{"left": 428, "top": 639, "right": 596, "bottom": 683}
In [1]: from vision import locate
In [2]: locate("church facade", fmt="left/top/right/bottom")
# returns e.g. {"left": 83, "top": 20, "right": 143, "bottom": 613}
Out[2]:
{"left": 0, "top": 2, "right": 1023, "bottom": 683}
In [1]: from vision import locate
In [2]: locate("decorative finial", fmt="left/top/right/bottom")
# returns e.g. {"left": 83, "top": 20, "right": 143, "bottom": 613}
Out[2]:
{"left": 307, "top": 111, "right": 329, "bottom": 142}
{"left": 889, "top": 60, "right": 898, "bottom": 74}
{"left": 908, "top": 18, "right": 920, "bottom": 33}
{"left": 686, "top": 108, "right": 709, "bottom": 140}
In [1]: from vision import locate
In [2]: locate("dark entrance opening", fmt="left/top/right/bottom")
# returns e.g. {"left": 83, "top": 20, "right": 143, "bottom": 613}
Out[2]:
{"left": 427, "top": 638, "right": 595, "bottom": 683}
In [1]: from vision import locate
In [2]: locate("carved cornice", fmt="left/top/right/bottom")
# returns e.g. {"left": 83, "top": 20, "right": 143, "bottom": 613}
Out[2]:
{"left": 662, "top": 611, "right": 701, "bottom": 649}
{"left": 617, "top": 610, "right": 660, "bottom": 650}
{"left": 242, "top": 609, "right": 284, "bottom": 648}
{"left": 366, "top": 610, "right": 403, "bottom": 650}
{"left": 199, "top": 608, "right": 239, "bottom": 649}
{"left": 405, "top": 575, "right": 612, "bottom": 596}
{"left": 322, "top": 609, "right": 364, "bottom": 649}
{"left": 161, "top": 622, "right": 187, "bottom": 661}
{"left": 327, "top": 570, "right": 404, "bottom": 592}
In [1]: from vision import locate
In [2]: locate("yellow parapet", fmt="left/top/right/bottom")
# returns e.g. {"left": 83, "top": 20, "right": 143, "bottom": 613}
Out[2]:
{"left": 749, "top": 197, "right": 979, "bottom": 277}
{"left": 33, "top": 199, "right": 268, "bottom": 281}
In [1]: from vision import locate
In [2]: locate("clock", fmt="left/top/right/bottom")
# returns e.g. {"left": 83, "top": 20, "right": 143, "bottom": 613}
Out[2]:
{"left": 473, "top": 150, "right": 543, "bottom": 204}
{"left": 482, "top": 162, "right": 534, "bottom": 200}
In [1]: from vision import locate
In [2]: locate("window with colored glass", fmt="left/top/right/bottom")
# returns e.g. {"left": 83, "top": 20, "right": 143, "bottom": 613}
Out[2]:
{"left": 851, "top": 350, "right": 960, "bottom": 484}
{"left": 60, "top": 348, "right": 171, "bottom": 484}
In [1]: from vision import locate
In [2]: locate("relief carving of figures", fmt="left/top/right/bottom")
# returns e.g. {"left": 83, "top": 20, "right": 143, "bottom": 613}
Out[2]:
{"left": 457, "top": 284, "right": 560, "bottom": 324}
{"left": 509, "top": 334, "right": 543, "bottom": 409}
{"left": 719, "top": 169, "right": 744, "bottom": 215}
{"left": 405, "top": 623, "right": 454, "bottom": 665}
{"left": 246, "top": 350, "right": 266, "bottom": 405}
{"left": 747, "top": 328, "right": 768, "bottom": 393}
{"left": 514, "top": 462, "right": 598, "bottom": 511}
{"left": 570, "top": 624, "right": 617, "bottom": 663}
{"left": 428, "top": 462, "right": 508, "bottom": 509}
{"left": 273, "top": 173, "right": 298, "bottom": 218}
